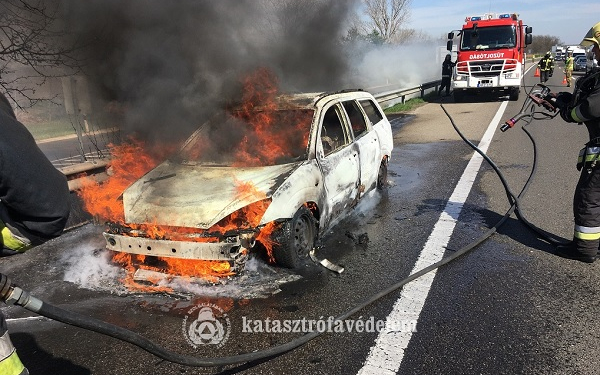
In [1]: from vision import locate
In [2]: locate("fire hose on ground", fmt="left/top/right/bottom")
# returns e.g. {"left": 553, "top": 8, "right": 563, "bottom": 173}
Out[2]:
{"left": 0, "top": 84, "right": 566, "bottom": 368}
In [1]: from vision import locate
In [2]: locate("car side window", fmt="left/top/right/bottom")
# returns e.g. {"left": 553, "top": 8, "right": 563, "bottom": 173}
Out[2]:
{"left": 359, "top": 99, "right": 383, "bottom": 126}
{"left": 321, "top": 105, "right": 348, "bottom": 156}
{"left": 342, "top": 100, "right": 368, "bottom": 138}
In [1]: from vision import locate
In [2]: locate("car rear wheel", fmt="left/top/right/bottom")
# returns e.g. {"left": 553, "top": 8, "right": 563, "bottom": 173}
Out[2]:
{"left": 271, "top": 206, "right": 317, "bottom": 269}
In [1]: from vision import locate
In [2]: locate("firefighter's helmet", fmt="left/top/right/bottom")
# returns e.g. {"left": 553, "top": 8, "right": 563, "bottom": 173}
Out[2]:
{"left": 581, "top": 21, "right": 600, "bottom": 47}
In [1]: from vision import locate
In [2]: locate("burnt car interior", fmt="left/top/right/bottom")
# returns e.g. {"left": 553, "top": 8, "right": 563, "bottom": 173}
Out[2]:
{"left": 358, "top": 99, "right": 384, "bottom": 126}
{"left": 321, "top": 106, "right": 349, "bottom": 156}
{"left": 342, "top": 100, "right": 368, "bottom": 138}
{"left": 178, "top": 108, "right": 314, "bottom": 166}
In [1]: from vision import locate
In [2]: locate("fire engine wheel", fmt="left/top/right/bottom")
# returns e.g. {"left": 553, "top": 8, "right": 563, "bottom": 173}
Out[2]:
{"left": 271, "top": 206, "right": 317, "bottom": 269}
{"left": 509, "top": 88, "right": 520, "bottom": 101}
{"left": 453, "top": 91, "right": 464, "bottom": 103}
{"left": 377, "top": 158, "right": 388, "bottom": 190}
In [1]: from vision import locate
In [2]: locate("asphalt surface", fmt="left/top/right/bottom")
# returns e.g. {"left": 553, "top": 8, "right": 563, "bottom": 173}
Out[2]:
{"left": 2, "top": 64, "right": 600, "bottom": 375}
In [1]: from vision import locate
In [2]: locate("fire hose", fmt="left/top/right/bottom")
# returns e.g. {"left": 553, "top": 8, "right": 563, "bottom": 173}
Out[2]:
{"left": 0, "top": 84, "right": 566, "bottom": 368}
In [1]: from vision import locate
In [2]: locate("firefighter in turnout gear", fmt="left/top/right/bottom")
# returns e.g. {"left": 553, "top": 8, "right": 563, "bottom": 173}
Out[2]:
{"left": 538, "top": 51, "right": 554, "bottom": 83}
{"left": 0, "top": 92, "right": 70, "bottom": 255}
{"left": 552, "top": 21, "right": 600, "bottom": 263}
{"left": 439, "top": 54, "right": 456, "bottom": 97}
{"left": 0, "top": 91, "right": 70, "bottom": 374}
{"left": 565, "top": 51, "right": 574, "bottom": 87}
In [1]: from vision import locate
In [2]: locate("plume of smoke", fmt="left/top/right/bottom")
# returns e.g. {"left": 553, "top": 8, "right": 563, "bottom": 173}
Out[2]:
{"left": 60, "top": 0, "right": 360, "bottom": 145}
{"left": 347, "top": 42, "right": 441, "bottom": 90}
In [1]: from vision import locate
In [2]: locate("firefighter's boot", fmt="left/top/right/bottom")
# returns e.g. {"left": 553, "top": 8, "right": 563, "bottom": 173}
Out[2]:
{"left": 554, "top": 241, "right": 597, "bottom": 263}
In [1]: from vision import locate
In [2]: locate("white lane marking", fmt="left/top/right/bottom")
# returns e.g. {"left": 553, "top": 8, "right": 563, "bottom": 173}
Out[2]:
{"left": 6, "top": 316, "right": 48, "bottom": 323}
{"left": 357, "top": 101, "right": 509, "bottom": 375}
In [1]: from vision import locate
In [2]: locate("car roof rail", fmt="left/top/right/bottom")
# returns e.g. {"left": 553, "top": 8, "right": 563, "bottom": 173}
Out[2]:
{"left": 314, "top": 88, "right": 366, "bottom": 105}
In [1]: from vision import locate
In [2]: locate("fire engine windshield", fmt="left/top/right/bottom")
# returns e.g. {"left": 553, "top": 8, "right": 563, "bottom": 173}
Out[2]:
{"left": 460, "top": 25, "right": 516, "bottom": 51}
{"left": 176, "top": 109, "right": 313, "bottom": 167}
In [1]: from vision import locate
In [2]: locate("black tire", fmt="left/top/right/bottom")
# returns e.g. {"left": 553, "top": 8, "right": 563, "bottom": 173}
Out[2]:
{"left": 271, "top": 206, "right": 317, "bottom": 269}
{"left": 453, "top": 91, "right": 464, "bottom": 103}
{"left": 377, "top": 158, "right": 388, "bottom": 190}
{"left": 509, "top": 88, "right": 520, "bottom": 101}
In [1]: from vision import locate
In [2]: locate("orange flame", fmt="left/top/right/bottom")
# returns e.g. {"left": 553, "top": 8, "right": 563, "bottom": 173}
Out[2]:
{"left": 77, "top": 67, "right": 305, "bottom": 286}
{"left": 231, "top": 67, "right": 311, "bottom": 167}
{"left": 78, "top": 140, "right": 161, "bottom": 223}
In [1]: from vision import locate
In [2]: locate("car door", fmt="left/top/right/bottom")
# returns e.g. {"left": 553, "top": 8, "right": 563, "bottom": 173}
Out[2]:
{"left": 341, "top": 99, "right": 381, "bottom": 193}
{"left": 316, "top": 103, "right": 360, "bottom": 226}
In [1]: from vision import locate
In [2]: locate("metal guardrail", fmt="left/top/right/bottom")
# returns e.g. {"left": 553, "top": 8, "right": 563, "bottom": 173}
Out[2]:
{"left": 61, "top": 80, "right": 443, "bottom": 191}
{"left": 374, "top": 79, "right": 442, "bottom": 107}
{"left": 60, "top": 160, "right": 110, "bottom": 192}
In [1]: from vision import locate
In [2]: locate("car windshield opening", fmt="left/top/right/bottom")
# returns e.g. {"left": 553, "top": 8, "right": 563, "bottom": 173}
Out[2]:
{"left": 461, "top": 25, "right": 516, "bottom": 50}
{"left": 177, "top": 108, "right": 314, "bottom": 167}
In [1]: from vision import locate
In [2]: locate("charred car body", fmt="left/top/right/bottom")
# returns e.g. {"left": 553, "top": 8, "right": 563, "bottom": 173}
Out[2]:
{"left": 103, "top": 90, "right": 393, "bottom": 269}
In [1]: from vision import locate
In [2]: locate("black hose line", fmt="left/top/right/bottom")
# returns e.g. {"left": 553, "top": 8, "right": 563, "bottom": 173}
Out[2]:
{"left": 440, "top": 103, "right": 567, "bottom": 247}
{"left": 0, "top": 100, "right": 558, "bottom": 368}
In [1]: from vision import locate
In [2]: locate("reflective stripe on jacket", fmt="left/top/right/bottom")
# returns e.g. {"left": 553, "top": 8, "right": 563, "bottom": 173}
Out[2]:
{"left": 0, "top": 330, "right": 27, "bottom": 375}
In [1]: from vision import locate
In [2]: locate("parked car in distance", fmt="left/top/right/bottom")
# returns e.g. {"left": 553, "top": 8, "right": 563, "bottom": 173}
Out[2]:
{"left": 103, "top": 89, "right": 394, "bottom": 270}
{"left": 575, "top": 56, "right": 587, "bottom": 71}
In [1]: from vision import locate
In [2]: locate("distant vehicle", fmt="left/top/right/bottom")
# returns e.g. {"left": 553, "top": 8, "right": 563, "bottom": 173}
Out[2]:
{"left": 567, "top": 45, "right": 586, "bottom": 61}
{"left": 552, "top": 45, "right": 564, "bottom": 61}
{"left": 575, "top": 56, "right": 587, "bottom": 71}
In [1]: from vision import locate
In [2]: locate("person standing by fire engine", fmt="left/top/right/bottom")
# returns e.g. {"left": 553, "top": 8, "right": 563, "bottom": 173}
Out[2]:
{"left": 551, "top": 21, "right": 600, "bottom": 263}
{"left": 538, "top": 51, "right": 554, "bottom": 83}
{"left": 565, "top": 51, "right": 574, "bottom": 87}
{"left": 0, "top": 90, "right": 71, "bottom": 374}
{"left": 438, "top": 54, "right": 456, "bottom": 97}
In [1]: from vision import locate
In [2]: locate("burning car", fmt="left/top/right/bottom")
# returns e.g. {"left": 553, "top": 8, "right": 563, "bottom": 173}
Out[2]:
{"left": 102, "top": 89, "right": 393, "bottom": 271}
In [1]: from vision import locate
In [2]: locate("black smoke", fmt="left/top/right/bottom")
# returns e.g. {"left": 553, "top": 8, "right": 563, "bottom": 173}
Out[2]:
{"left": 60, "top": 0, "right": 359, "bottom": 145}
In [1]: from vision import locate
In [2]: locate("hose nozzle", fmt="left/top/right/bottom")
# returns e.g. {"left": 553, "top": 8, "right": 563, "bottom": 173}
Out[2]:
{"left": 0, "top": 272, "right": 42, "bottom": 312}
{"left": 501, "top": 118, "right": 516, "bottom": 132}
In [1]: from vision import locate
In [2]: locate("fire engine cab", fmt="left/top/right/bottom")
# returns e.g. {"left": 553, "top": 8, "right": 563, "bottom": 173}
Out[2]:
{"left": 447, "top": 13, "right": 532, "bottom": 102}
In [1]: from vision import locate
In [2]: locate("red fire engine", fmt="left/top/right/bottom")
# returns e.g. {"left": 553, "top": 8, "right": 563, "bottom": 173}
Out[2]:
{"left": 447, "top": 13, "right": 532, "bottom": 102}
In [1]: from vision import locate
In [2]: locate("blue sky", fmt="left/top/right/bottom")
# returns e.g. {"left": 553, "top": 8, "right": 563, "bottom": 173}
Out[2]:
{"left": 408, "top": 0, "right": 599, "bottom": 45}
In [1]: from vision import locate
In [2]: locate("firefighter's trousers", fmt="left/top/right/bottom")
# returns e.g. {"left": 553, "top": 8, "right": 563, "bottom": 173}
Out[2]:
{"left": 573, "top": 163, "right": 600, "bottom": 257}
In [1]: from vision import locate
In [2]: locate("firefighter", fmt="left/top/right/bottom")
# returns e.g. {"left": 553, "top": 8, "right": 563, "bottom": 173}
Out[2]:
{"left": 538, "top": 51, "right": 554, "bottom": 83}
{"left": 0, "top": 91, "right": 70, "bottom": 374}
{"left": 0, "top": 92, "right": 70, "bottom": 255}
{"left": 438, "top": 54, "right": 456, "bottom": 97}
{"left": 564, "top": 51, "right": 574, "bottom": 87}
{"left": 552, "top": 21, "right": 600, "bottom": 263}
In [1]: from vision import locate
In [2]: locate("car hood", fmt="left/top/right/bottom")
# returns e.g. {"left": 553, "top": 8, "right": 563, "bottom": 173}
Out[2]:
{"left": 123, "top": 160, "right": 300, "bottom": 229}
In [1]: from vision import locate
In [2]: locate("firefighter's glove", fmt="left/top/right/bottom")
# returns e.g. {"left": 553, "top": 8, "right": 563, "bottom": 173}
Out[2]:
{"left": 551, "top": 92, "right": 573, "bottom": 111}
{"left": 560, "top": 106, "right": 576, "bottom": 123}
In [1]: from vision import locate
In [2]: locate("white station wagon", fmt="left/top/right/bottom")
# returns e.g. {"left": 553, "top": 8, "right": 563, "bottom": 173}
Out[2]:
{"left": 103, "top": 90, "right": 393, "bottom": 269}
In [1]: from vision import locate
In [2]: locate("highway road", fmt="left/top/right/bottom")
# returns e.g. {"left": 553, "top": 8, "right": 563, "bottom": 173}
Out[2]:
{"left": 2, "top": 65, "right": 600, "bottom": 375}
{"left": 37, "top": 129, "right": 118, "bottom": 169}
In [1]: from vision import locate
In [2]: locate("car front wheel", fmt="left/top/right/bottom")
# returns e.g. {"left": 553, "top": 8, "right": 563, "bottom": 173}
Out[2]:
{"left": 271, "top": 206, "right": 317, "bottom": 269}
{"left": 377, "top": 158, "right": 388, "bottom": 190}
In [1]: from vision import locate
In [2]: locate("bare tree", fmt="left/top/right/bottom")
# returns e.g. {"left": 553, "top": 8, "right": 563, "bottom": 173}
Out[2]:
{"left": 0, "top": 0, "right": 81, "bottom": 107}
{"left": 362, "top": 0, "right": 412, "bottom": 43}
{"left": 528, "top": 34, "right": 562, "bottom": 55}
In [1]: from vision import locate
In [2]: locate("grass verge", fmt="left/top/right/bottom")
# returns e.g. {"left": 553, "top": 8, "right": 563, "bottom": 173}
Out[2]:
{"left": 383, "top": 93, "right": 436, "bottom": 114}
{"left": 23, "top": 120, "right": 76, "bottom": 141}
